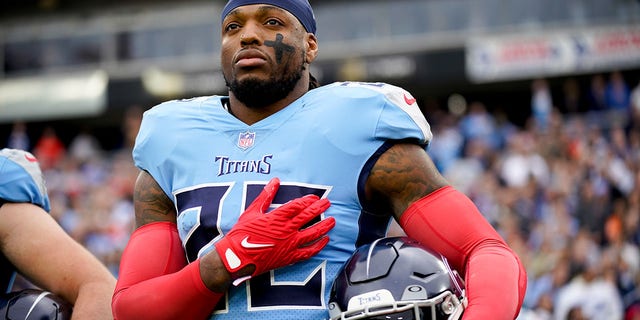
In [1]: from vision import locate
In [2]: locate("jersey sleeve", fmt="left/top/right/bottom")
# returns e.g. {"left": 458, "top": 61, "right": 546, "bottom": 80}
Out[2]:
{"left": 133, "top": 97, "right": 220, "bottom": 199}
{"left": 132, "top": 101, "right": 177, "bottom": 198}
{"left": 373, "top": 83, "right": 432, "bottom": 146}
{"left": 0, "top": 148, "right": 50, "bottom": 212}
{"left": 323, "top": 82, "right": 432, "bottom": 147}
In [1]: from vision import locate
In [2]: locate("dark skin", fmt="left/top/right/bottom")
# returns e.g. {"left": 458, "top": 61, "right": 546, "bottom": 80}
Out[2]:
{"left": 132, "top": 4, "right": 449, "bottom": 293}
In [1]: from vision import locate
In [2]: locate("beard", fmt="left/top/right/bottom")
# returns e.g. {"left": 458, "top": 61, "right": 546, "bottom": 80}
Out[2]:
{"left": 226, "top": 64, "right": 304, "bottom": 109}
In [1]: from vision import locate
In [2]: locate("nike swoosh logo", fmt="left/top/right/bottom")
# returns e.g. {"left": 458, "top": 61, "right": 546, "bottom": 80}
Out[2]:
{"left": 241, "top": 236, "right": 274, "bottom": 249}
{"left": 24, "top": 154, "right": 38, "bottom": 162}
{"left": 404, "top": 94, "right": 416, "bottom": 105}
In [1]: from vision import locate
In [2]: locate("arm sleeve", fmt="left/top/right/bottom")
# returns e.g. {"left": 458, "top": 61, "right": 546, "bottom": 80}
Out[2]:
{"left": 399, "top": 186, "right": 527, "bottom": 320}
{"left": 112, "top": 222, "right": 222, "bottom": 320}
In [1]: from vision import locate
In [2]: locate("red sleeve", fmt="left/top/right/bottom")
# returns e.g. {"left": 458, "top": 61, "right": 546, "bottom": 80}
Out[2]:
{"left": 399, "top": 186, "right": 527, "bottom": 320}
{"left": 112, "top": 222, "right": 223, "bottom": 320}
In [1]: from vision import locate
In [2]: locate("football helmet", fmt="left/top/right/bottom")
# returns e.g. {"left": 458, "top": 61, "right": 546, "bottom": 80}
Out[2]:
{"left": 328, "top": 237, "right": 466, "bottom": 320}
{"left": 0, "top": 289, "right": 72, "bottom": 320}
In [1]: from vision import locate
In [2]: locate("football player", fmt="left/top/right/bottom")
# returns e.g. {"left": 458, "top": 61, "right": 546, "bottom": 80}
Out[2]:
{"left": 112, "top": 0, "right": 527, "bottom": 319}
{"left": 0, "top": 148, "right": 116, "bottom": 319}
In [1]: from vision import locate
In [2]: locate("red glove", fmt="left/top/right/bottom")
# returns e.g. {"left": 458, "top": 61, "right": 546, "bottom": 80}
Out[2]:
{"left": 215, "top": 178, "right": 335, "bottom": 285}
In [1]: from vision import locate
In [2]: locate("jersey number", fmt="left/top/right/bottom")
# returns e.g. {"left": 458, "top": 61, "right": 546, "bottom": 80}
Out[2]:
{"left": 175, "top": 182, "right": 330, "bottom": 311}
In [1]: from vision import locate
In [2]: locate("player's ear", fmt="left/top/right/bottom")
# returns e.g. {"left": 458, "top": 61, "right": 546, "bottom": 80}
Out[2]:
{"left": 305, "top": 33, "right": 318, "bottom": 64}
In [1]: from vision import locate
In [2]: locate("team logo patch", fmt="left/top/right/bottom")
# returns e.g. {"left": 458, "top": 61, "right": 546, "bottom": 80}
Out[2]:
{"left": 238, "top": 131, "right": 256, "bottom": 149}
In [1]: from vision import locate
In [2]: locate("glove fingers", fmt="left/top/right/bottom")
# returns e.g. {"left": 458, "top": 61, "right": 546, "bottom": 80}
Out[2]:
{"left": 273, "top": 194, "right": 321, "bottom": 219}
{"left": 294, "top": 235, "right": 331, "bottom": 261}
{"left": 295, "top": 216, "right": 336, "bottom": 245}
{"left": 291, "top": 198, "right": 331, "bottom": 226}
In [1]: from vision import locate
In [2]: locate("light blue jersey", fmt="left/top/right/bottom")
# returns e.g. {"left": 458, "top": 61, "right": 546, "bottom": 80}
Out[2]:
{"left": 133, "top": 81, "right": 432, "bottom": 319}
{"left": 0, "top": 148, "right": 51, "bottom": 293}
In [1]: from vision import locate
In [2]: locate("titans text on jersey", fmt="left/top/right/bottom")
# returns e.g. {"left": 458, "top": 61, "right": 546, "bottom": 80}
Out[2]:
{"left": 215, "top": 154, "right": 273, "bottom": 176}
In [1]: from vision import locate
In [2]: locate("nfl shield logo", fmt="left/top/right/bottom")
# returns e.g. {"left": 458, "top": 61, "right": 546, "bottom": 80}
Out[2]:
{"left": 238, "top": 131, "right": 256, "bottom": 149}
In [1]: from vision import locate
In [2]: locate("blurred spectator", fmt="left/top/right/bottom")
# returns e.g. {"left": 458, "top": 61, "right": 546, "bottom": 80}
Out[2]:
{"left": 498, "top": 131, "right": 550, "bottom": 189}
{"left": 493, "top": 107, "right": 518, "bottom": 150}
{"left": 107, "top": 148, "right": 138, "bottom": 199}
{"left": 465, "top": 170, "right": 504, "bottom": 227}
{"left": 602, "top": 201, "right": 640, "bottom": 307}
{"left": 77, "top": 185, "right": 133, "bottom": 275}
{"left": 574, "top": 179, "right": 608, "bottom": 242}
{"left": 631, "top": 79, "right": 640, "bottom": 123}
{"left": 602, "top": 147, "right": 635, "bottom": 197}
{"left": 587, "top": 74, "right": 608, "bottom": 112}
{"left": 33, "top": 126, "right": 66, "bottom": 170}
{"left": 554, "top": 231, "right": 624, "bottom": 320}
{"left": 604, "top": 71, "right": 633, "bottom": 129}
{"left": 442, "top": 138, "right": 488, "bottom": 195}
{"left": 524, "top": 254, "right": 572, "bottom": 311}
{"left": 606, "top": 71, "right": 632, "bottom": 112}
{"left": 6, "top": 121, "right": 30, "bottom": 150}
{"left": 566, "top": 306, "right": 588, "bottom": 320}
{"left": 121, "top": 105, "right": 144, "bottom": 150}
{"left": 625, "top": 169, "right": 640, "bottom": 245}
{"left": 458, "top": 101, "right": 500, "bottom": 151}
{"left": 531, "top": 78, "right": 553, "bottom": 131}
{"left": 561, "top": 78, "right": 584, "bottom": 114}
{"left": 428, "top": 113, "right": 464, "bottom": 173}
{"left": 69, "top": 127, "right": 102, "bottom": 164}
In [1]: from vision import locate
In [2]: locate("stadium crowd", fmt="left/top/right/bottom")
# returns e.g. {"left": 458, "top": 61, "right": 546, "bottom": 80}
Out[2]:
{"left": 3, "top": 71, "right": 640, "bottom": 320}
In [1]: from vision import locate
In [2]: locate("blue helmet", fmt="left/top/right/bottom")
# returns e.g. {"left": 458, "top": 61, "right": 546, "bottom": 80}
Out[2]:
{"left": 328, "top": 237, "right": 466, "bottom": 320}
{"left": 0, "top": 289, "right": 72, "bottom": 320}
